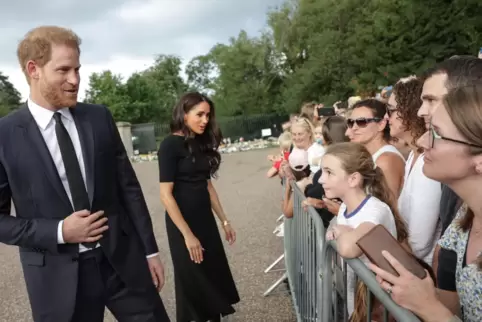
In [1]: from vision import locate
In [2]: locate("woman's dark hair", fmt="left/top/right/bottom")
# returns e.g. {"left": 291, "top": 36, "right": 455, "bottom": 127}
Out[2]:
{"left": 170, "top": 92, "right": 222, "bottom": 177}
{"left": 292, "top": 168, "right": 311, "bottom": 181}
{"left": 322, "top": 116, "right": 350, "bottom": 145}
{"left": 392, "top": 77, "right": 426, "bottom": 149}
{"left": 351, "top": 99, "right": 391, "bottom": 142}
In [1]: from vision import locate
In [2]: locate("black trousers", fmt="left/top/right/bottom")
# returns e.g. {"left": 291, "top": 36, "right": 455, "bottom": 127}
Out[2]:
{"left": 71, "top": 248, "right": 170, "bottom": 322}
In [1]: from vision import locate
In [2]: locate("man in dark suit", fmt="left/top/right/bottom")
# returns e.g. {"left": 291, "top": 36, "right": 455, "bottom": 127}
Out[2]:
{"left": 0, "top": 26, "right": 170, "bottom": 322}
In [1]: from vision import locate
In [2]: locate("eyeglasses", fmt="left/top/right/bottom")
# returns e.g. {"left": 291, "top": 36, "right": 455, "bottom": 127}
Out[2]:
{"left": 346, "top": 117, "right": 382, "bottom": 129}
{"left": 428, "top": 121, "right": 482, "bottom": 149}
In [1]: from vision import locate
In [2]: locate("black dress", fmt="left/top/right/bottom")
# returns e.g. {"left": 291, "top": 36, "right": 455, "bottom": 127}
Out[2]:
{"left": 158, "top": 135, "right": 240, "bottom": 322}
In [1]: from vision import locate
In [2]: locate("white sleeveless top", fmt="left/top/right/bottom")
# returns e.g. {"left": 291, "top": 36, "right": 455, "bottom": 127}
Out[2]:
{"left": 372, "top": 144, "right": 405, "bottom": 163}
{"left": 398, "top": 151, "right": 441, "bottom": 265}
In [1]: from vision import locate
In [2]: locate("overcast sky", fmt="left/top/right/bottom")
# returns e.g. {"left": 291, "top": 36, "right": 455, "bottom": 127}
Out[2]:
{"left": 0, "top": 0, "right": 285, "bottom": 100}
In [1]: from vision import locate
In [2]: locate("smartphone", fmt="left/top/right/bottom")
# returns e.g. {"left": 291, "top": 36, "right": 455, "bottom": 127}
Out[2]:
{"left": 317, "top": 107, "right": 336, "bottom": 117}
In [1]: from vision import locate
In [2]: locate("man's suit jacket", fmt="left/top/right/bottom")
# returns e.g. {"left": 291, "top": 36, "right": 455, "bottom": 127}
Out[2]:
{"left": 0, "top": 102, "right": 159, "bottom": 321}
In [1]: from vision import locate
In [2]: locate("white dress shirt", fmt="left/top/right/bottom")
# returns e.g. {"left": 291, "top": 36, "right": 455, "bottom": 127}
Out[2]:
{"left": 28, "top": 99, "right": 158, "bottom": 258}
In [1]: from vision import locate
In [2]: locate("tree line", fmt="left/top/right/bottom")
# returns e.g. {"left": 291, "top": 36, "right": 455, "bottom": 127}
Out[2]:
{"left": 1, "top": 0, "right": 481, "bottom": 121}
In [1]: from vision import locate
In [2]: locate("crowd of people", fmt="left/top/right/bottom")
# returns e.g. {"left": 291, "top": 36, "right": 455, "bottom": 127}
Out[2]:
{"left": 267, "top": 56, "right": 482, "bottom": 322}
{"left": 2, "top": 23, "right": 481, "bottom": 322}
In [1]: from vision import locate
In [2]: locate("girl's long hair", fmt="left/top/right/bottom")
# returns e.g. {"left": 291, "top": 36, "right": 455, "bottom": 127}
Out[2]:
{"left": 324, "top": 142, "right": 410, "bottom": 322}
{"left": 324, "top": 142, "right": 408, "bottom": 242}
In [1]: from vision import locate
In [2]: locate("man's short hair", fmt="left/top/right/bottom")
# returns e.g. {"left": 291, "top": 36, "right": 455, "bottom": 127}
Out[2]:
{"left": 17, "top": 26, "right": 81, "bottom": 82}
{"left": 422, "top": 56, "right": 482, "bottom": 90}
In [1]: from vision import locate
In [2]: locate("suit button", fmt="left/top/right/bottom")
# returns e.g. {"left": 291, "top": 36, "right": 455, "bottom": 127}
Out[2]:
{"left": 72, "top": 256, "right": 79, "bottom": 262}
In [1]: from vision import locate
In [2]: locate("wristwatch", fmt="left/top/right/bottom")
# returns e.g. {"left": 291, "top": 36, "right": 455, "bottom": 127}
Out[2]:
{"left": 223, "top": 220, "right": 230, "bottom": 226}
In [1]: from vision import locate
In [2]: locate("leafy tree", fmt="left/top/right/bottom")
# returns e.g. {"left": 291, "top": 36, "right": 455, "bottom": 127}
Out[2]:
{"left": 0, "top": 72, "right": 22, "bottom": 117}
{"left": 84, "top": 0, "right": 482, "bottom": 121}
{"left": 185, "top": 54, "right": 218, "bottom": 94}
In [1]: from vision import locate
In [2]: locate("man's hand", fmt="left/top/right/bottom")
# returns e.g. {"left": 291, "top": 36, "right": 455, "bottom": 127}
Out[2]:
{"left": 147, "top": 256, "right": 165, "bottom": 292}
{"left": 62, "top": 210, "right": 108, "bottom": 243}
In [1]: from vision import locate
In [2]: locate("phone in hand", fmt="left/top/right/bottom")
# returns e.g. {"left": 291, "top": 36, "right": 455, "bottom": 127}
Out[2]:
{"left": 317, "top": 107, "right": 336, "bottom": 117}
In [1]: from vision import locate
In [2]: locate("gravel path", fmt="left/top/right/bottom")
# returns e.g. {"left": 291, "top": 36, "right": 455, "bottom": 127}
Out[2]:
{"left": 0, "top": 148, "right": 296, "bottom": 322}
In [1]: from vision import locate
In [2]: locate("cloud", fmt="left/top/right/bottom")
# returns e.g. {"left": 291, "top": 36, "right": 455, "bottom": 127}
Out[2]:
{"left": 0, "top": 0, "right": 285, "bottom": 100}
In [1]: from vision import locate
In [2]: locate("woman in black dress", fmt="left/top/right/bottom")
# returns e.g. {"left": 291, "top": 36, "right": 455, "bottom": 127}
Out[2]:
{"left": 158, "top": 92, "right": 240, "bottom": 322}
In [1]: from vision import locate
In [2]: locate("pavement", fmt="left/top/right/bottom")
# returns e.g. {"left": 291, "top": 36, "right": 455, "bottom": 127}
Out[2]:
{"left": 0, "top": 148, "right": 296, "bottom": 322}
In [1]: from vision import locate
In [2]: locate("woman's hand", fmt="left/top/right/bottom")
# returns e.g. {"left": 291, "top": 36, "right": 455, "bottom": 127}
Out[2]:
{"left": 281, "top": 161, "right": 295, "bottom": 181}
{"left": 332, "top": 224, "right": 353, "bottom": 239}
{"left": 184, "top": 233, "right": 204, "bottom": 264}
{"left": 322, "top": 197, "right": 341, "bottom": 215}
{"left": 223, "top": 223, "right": 236, "bottom": 245}
{"left": 302, "top": 197, "right": 325, "bottom": 211}
{"left": 326, "top": 230, "right": 336, "bottom": 241}
{"left": 368, "top": 250, "right": 451, "bottom": 320}
{"left": 326, "top": 224, "right": 353, "bottom": 240}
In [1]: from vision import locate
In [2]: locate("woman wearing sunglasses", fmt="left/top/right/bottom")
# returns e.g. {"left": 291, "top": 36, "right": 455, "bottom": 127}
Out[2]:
{"left": 387, "top": 76, "right": 442, "bottom": 266}
{"left": 345, "top": 99, "right": 405, "bottom": 201}
{"left": 371, "top": 84, "right": 482, "bottom": 322}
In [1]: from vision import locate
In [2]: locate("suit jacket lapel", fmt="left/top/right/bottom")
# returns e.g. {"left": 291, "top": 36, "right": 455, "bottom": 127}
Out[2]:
{"left": 70, "top": 107, "right": 95, "bottom": 206}
{"left": 19, "top": 106, "right": 73, "bottom": 211}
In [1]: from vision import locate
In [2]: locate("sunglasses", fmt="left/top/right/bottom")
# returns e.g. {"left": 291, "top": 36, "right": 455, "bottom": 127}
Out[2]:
{"left": 428, "top": 121, "right": 482, "bottom": 149}
{"left": 346, "top": 117, "right": 382, "bottom": 129}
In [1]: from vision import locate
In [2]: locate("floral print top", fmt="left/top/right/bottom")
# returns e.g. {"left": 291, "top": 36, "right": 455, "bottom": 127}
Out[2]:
{"left": 438, "top": 204, "right": 482, "bottom": 322}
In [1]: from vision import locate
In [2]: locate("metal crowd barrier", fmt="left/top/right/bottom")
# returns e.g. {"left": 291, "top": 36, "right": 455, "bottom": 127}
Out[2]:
{"left": 322, "top": 240, "right": 421, "bottom": 322}
{"left": 268, "top": 180, "right": 421, "bottom": 322}
{"left": 283, "top": 181, "right": 325, "bottom": 322}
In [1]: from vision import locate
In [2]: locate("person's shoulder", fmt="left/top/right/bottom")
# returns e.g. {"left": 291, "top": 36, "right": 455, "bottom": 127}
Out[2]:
{"left": 377, "top": 151, "right": 404, "bottom": 164}
{"left": 365, "top": 196, "right": 392, "bottom": 214}
{"left": 158, "top": 134, "right": 184, "bottom": 152}
{"left": 376, "top": 151, "right": 405, "bottom": 171}
{"left": 75, "top": 102, "right": 109, "bottom": 114}
{"left": 0, "top": 104, "right": 29, "bottom": 130}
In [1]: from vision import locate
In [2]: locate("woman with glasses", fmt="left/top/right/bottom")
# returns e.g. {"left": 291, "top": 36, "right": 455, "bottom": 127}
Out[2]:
{"left": 371, "top": 83, "right": 482, "bottom": 322}
{"left": 387, "top": 76, "right": 442, "bottom": 266}
{"left": 345, "top": 99, "right": 405, "bottom": 201}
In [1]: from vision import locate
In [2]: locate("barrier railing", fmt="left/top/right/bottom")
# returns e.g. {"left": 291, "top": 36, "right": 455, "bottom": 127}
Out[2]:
{"left": 275, "top": 180, "right": 421, "bottom": 322}
{"left": 283, "top": 181, "right": 325, "bottom": 322}
{"left": 322, "top": 240, "right": 421, "bottom": 322}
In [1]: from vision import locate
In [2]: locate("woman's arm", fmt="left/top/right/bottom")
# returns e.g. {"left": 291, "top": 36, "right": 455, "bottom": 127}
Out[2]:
{"left": 376, "top": 154, "right": 405, "bottom": 201}
{"left": 207, "top": 180, "right": 228, "bottom": 223}
{"left": 159, "top": 183, "right": 193, "bottom": 237}
{"left": 369, "top": 251, "right": 457, "bottom": 322}
{"left": 436, "top": 289, "right": 461, "bottom": 316}
{"left": 282, "top": 183, "right": 294, "bottom": 218}
{"left": 266, "top": 166, "right": 279, "bottom": 178}
{"left": 336, "top": 222, "right": 375, "bottom": 258}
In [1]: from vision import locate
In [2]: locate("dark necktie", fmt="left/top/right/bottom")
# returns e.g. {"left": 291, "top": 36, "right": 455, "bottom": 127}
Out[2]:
{"left": 53, "top": 112, "right": 96, "bottom": 248}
